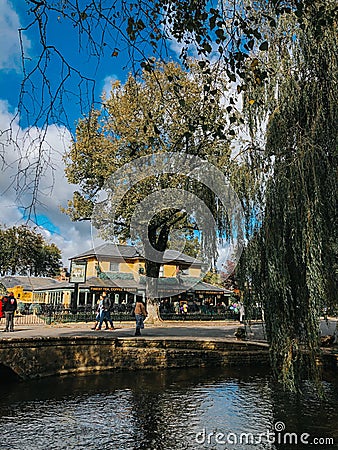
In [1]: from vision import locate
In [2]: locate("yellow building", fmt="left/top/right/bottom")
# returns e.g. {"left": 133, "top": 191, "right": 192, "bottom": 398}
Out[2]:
{"left": 0, "top": 276, "right": 63, "bottom": 302}
{"left": 68, "top": 243, "right": 233, "bottom": 310}
{"left": 0, "top": 244, "right": 231, "bottom": 312}
{"left": 71, "top": 243, "right": 202, "bottom": 281}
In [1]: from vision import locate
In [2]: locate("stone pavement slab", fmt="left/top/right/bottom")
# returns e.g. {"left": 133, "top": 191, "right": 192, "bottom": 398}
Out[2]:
{"left": 1, "top": 318, "right": 336, "bottom": 343}
{"left": 0, "top": 320, "right": 267, "bottom": 342}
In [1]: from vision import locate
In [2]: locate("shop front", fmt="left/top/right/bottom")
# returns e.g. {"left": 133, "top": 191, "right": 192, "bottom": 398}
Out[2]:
{"left": 74, "top": 276, "right": 140, "bottom": 311}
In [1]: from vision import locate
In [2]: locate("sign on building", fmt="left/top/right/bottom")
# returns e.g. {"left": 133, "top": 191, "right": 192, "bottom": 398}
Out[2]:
{"left": 70, "top": 261, "right": 87, "bottom": 283}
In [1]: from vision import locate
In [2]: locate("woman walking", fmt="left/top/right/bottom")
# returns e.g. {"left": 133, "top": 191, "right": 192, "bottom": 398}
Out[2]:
{"left": 134, "top": 298, "right": 147, "bottom": 336}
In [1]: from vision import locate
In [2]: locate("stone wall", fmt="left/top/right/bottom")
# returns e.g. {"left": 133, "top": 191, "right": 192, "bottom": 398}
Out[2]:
{"left": 0, "top": 336, "right": 270, "bottom": 380}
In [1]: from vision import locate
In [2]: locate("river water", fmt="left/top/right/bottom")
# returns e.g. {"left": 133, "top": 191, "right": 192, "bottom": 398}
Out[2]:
{"left": 0, "top": 367, "right": 337, "bottom": 450}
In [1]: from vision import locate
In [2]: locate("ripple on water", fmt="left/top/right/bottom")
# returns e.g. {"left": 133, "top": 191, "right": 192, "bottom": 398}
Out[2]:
{"left": 0, "top": 367, "right": 337, "bottom": 450}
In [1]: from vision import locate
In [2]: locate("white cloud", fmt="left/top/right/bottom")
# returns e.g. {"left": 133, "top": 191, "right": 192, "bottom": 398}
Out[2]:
{"left": 0, "top": 100, "right": 93, "bottom": 267}
{"left": 0, "top": 0, "right": 31, "bottom": 71}
{"left": 102, "top": 74, "right": 119, "bottom": 99}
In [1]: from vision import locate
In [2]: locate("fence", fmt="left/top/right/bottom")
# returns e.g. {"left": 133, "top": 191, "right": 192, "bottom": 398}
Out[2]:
{"left": 9, "top": 309, "right": 135, "bottom": 326}
{"left": 8, "top": 305, "right": 262, "bottom": 326}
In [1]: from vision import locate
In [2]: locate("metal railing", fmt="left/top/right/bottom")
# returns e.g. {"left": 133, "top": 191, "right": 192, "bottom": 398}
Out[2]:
{"left": 8, "top": 303, "right": 263, "bottom": 325}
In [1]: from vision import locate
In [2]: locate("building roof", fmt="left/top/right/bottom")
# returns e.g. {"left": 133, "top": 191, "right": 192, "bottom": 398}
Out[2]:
{"left": 31, "top": 277, "right": 231, "bottom": 296}
{"left": 138, "top": 276, "right": 231, "bottom": 295}
{"left": 71, "top": 243, "right": 139, "bottom": 261}
{"left": 0, "top": 276, "right": 60, "bottom": 292}
{"left": 31, "top": 276, "right": 140, "bottom": 293}
{"left": 162, "top": 249, "right": 202, "bottom": 266}
{"left": 33, "top": 280, "right": 74, "bottom": 291}
{"left": 71, "top": 243, "right": 202, "bottom": 266}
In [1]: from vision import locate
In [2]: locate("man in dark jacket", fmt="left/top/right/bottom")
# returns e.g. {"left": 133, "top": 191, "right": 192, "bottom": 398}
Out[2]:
{"left": 97, "top": 292, "right": 114, "bottom": 330}
{"left": 3, "top": 292, "right": 17, "bottom": 332}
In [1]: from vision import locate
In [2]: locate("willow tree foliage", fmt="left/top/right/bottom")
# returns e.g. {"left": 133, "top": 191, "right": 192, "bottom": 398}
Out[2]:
{"left": 64, "top": 61, "right": 237, "bottom": 321}
{"left": 236, "top": 0, "right": 338, "bottom": 391}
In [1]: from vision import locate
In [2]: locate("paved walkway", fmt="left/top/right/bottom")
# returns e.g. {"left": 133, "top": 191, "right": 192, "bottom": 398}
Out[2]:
{"left": 1, "top": 318, "right": 336, "bottom": 343}
{"left": 0, "top": 320, "right": 267, "bottom": 342}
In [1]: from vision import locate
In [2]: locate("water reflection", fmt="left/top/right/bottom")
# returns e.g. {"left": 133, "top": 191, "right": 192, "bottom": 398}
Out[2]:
{"left": 0, "top": 367, "right": 337, "bottom": 450}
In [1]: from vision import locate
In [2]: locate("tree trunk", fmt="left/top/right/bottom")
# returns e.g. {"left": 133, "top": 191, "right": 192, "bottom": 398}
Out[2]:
{"left": 144, "top": 259, "right": 163, "bottom": 324}
{"left": 143, "top": 221, "right": 173, "bottom": 323}
{"left": 145, "top": 298, "right": 162, "bottom": 324}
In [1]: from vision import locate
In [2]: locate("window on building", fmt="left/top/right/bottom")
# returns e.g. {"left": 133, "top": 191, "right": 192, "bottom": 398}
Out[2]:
{"left": 110, "top": 262, "right": 119, "bottom": 272}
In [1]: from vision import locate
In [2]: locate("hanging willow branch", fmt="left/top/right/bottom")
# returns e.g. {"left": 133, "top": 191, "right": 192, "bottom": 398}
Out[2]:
{"left": 238, "top": 0, "right": 338, "bottom": 392}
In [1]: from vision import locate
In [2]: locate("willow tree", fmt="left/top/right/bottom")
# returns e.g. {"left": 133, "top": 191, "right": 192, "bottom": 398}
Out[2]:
{"left": 63, "top": 60, "right": 242, "bottom": 321}
{"left": 236, "top": 0, "right": 338, "bottom": 391}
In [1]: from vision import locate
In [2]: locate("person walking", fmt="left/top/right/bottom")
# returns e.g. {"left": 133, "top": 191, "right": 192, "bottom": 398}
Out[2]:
{"left": 96, "top": 292, "right": 114, "bottom": 330}
{"left": 134, "top": 298, "right": 147, "bottom": 336}
{"left": 2, "top": 292, "right": 17, "bottom": 332}
{"left": 91, "top": 297, "right": 108, "bottom": 330}
{"left": 239, "top": 302, "right": 245, "bottom": 324}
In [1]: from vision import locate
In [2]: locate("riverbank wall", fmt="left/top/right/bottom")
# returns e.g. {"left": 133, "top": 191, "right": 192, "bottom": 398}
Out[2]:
{"left": 0, "top": 336, "right": 270, "bottom": 380}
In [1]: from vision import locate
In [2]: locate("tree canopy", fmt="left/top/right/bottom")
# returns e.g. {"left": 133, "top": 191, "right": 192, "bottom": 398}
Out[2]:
{"left": 7, "top": 0, "right": 295, "bottom": 207}
{"left": 0, "top": 224, "right": 63, "bottom": 277}
{"left": 64, "top": 60, "right": 243, "bottom": 320}
{"left": 18, "top": 1, "right": 338, "bottom": 129}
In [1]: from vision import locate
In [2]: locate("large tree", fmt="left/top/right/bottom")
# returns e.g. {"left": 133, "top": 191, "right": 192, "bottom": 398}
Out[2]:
{"left": 64, "top": 60, "right": 242, "bottom": 321}
{"left": 0, "top": 225, "right": 63, "bottom": 277}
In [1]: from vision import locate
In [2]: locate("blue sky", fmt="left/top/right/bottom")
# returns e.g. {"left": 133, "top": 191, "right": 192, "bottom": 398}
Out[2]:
{"left": 0, "top": 0, "right": 184, "bottom": 267}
